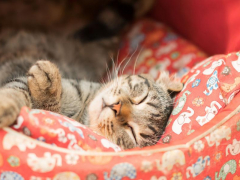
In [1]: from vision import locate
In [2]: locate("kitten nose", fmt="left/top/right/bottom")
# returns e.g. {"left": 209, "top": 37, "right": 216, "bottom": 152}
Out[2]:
{"left": 102, "top": 98, "right": 122, "bottom": 116}
{"left": 110, "top": 101, "right": 122, "bottom": 116}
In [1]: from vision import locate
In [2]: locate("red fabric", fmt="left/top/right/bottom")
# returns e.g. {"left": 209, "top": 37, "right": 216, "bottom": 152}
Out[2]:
{"left": 12, "top": 107, "right": 122, "bottom": 152}
{"left": 118, "top": 19, "right": 207, "bottom": 78}
{"left": 160, "top": 52, "right": 240, "bottom": 144}
{"left": 150, "top": 0, "right": 240, "bottom": 55}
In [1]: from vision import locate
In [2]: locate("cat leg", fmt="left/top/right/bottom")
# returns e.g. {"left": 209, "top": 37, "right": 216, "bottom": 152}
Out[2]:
{"left": 27, "top": 60, "right": 62, "bottom": 112}
{"left": 0, "top": 77, "right": 31, "bottom": 127}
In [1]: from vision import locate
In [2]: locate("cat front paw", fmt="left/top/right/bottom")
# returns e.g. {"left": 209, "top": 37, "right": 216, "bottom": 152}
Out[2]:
{"left": 0, "top": 90, "right": 22, "bottom": 128}
{"left": 27, "top": 60, "right": 62, "bottom": 111}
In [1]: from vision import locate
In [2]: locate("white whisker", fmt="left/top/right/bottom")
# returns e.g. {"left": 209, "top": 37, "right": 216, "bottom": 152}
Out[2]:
{"left": 133, "top": 47, "right": 143, "bottom": 75}
{"left": 121, "top": 44, "right": 139, "bottom": 75}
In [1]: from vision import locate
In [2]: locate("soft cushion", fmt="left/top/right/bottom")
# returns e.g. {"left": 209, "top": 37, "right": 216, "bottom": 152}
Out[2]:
{"left": 118, "top": 18, "right": 207, "bottom": 78}
{"left": 160, "top": 52, "right": 240, "bottom": 144}
{"left": 12, "top": 107, "right": 121, "bottom": 152}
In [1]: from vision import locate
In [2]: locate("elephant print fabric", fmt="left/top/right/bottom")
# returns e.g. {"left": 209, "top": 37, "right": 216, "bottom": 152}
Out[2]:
{"left": 104, "top": 163, "right": 136, "bottom": 180}
{"left": 10, "top": 107, "right": 122, "bottom": 153}
{"left": 160, "top": 52, "right": 240, "bottom": 143}
{"left": 117, "top": 18, "right": 207, "bottom": 78}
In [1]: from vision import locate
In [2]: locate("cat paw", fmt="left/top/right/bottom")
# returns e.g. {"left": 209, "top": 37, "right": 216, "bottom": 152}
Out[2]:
{"left": 0, "top": 91, "right": 22, "bottom": 128}
{"left": 27, "top": 60, "right": 62, "bottom": 111}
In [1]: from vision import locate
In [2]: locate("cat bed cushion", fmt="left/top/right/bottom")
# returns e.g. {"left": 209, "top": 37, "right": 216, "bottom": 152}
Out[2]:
{"left": 11, "top": 107, "right": 122, "bottom": 152}
{"left": 118, "top": 18, "right": 207, "bottom": 79}
{"left": 1, "top": 19, "right": 240, "bottom": 180}
{"left": 160, "top": 52, "right": 240, "bottom": 144}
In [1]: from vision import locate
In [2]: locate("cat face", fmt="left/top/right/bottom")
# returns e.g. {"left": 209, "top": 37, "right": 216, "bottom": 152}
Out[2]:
{"left": 88, "top": 72, "right": 183, "bottom": 149}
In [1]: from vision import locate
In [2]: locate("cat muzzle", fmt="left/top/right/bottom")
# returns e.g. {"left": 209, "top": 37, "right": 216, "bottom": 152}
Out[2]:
{"left": 102, "top": 98, "right": 122, "bottom": 117}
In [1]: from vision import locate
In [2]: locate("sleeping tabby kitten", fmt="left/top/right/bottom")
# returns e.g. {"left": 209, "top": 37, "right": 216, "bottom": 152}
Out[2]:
{"left": 0, "top": 0, "right": 183, "bottom": 149}
{"left": 0, "top": 58, "right": 182, "bottom": 149}
{"left": 0, "top": 32, "right": 183, "bottom": 149}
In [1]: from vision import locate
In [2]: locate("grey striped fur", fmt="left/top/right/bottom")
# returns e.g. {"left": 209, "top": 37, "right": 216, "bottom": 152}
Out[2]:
{"left": 0, "top": 30, "right": 182, "bottom": 150}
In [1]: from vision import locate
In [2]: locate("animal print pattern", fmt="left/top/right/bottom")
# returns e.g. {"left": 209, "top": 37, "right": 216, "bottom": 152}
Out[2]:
{"left": 160, "top": 52, "right": 240, "bottom": 143}
{"left": 12, "top": 107, "right": 122, "bottom": 152}
{"left": 117, "top": 18, "right": 207, "bottom": 78}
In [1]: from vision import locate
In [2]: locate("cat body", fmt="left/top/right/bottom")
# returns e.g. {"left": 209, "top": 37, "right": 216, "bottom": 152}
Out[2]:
{"left": 0, "top": 30, "right": 117, "bottom": 84}
{"left": 0, "top": 0, "right": 183, "bottom": 149}
{"left": 0, "top": 33, "right": 182, "bottom": 149}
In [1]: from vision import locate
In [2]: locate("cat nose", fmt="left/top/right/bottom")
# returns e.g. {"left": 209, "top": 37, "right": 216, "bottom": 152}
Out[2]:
{"left": 110, "top": 101, "right": 122, "bottom": 116}
{"left": 102, "top": 99, "right": 122, "bottom": 116}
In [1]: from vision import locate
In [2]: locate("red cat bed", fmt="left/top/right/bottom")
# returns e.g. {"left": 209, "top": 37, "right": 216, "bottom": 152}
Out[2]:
{"left": 1, "top": 19, "right": 240, "bottom": 180}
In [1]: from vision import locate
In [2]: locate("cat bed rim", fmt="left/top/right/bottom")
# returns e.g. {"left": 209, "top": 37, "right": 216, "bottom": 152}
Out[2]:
{"left": 4, "top": 102, "right": 239, "bottom": 156}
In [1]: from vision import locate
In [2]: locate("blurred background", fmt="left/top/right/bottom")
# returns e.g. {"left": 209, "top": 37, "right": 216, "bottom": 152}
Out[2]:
{"left": 0, "top": 0, "right": 111, "bottom": 34}
{"left": 1, "top": 0, "right": 240, "bottom": 55}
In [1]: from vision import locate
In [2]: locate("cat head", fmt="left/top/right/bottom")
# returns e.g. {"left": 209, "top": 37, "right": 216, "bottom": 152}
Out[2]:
{"left": 88, "top": 72, "right": 183, "bottom": 149}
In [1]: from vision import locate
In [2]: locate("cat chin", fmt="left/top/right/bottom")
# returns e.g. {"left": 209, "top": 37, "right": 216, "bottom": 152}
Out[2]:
{"left": 88, "top": 92, "right": 114, "bottom": 125}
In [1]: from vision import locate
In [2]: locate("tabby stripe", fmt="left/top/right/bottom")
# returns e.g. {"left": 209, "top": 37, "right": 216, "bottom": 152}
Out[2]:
{"left": 7, "top": 78, "right": 28, "bottom": 87}
{"left": 75, "top": 103, "right": 84, "bottom": 120}
{"left": 36, "top": 63, "right": 52, "bottom": 86}
{"left": 19, "top": 89, "right": 31, "bottom": 103}
{"left": 127, "top": 77, "right": 132, "bottom": 90}
{"left": 125, "top": 75, "right": 131, "bottom": 79}
{"left": 42, "top": 102, "right": 59, "bottom": 108}
{"left": 121, "top": 138, "right": 126, "bottom": 148}
{"left": 138, "top": 75, "right": 150, "bottom": 88}
{"left": 107, "top": 122, "right": 110, "bottom": 132}
{"left": 146, "top": 102, "right": 159, "bottom": 109}
{"left": 69, "top": 81, "right": 83, "bottom": 119}
{"left": 150, "top": 113, "right": 161, "bottom": 117}
{"left": 117, "top": 138, "right": 121, "bottom": 146}
{"left": 70, "top": 81, "right": 82, "bottom": 101}
{"left": 84, "top": 93, "right": 90, "bottom": 104}
{"left": 11, "top": 87, "right": 31, "bottom": 104}
{"left": 147, "top": 125, "right": 158, "bottom": 134}
{"left": 60, "top": 90, "right": 63, "bottom": 99}
{"left": 66, "top": 111, "right": 77, "bottom": 118}
{"left": 138, "top": 75, "right": 146, "bottom": 80}
{"left": 111, "top": 121, "right": 114, "bottom": 128}
{"left": 144, "top": 79, "right": 150, "bottom": 88}
{"left": 14, "top": 86, "right": 28, "bottom": 92}
{"left": 140, "top": 133, "right": 151, "bottom": 139}
{"left": 1, "top": 108, "right": 14, "bottom": 117}
{"left": 84, "top": 83, "right": 92, "bottom": 103}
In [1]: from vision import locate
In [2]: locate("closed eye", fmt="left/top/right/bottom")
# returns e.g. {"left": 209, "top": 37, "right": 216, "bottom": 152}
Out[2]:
{"left": 136, "top": 93, "right": 148, "bottom": 105}
{"left": 128, "top": 125, "right": 138, "bottom": 145}
{"left": 129, "top": 93, "right": 149, "bottom": 105}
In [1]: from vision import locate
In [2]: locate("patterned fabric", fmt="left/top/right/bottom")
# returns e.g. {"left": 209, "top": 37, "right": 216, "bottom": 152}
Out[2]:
{"left": 12, "top": 107, "right": 122, "bottom": 152}
{"left": 160, "top": 52, "right": 240, "bottom": 144}
{"left": 117, "top": 18, "right": 207, "bottom": 79}
{"left": 0, "top": 19, "right": 240, "bottom": 179}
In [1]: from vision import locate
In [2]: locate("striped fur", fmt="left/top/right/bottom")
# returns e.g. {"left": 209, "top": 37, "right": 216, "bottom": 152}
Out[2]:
{"left": 0, "top": 56, "right": 183, "bottom": 149}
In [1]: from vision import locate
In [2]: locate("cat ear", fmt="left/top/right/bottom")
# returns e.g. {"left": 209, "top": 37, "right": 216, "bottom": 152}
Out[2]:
{"left": 157, "top": 71, "right": 183, "bottom": 92}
